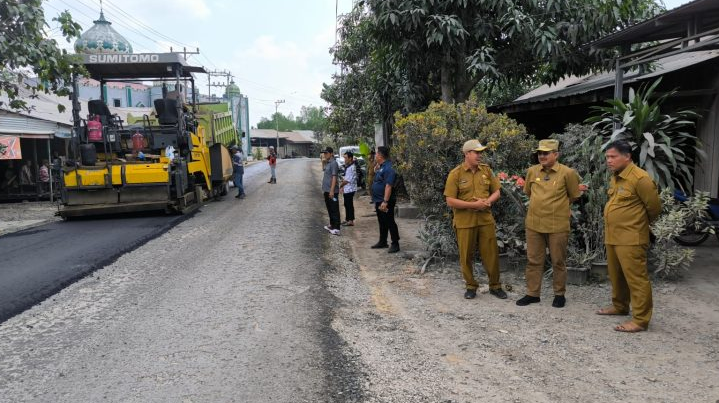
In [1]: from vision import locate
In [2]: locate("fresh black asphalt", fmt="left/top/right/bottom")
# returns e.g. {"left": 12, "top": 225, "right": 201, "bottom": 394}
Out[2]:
{"left": 0, "top": 212, "right": 189, "bottom": 323}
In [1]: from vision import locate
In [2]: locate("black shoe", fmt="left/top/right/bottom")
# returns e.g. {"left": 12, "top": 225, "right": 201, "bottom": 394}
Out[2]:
{"left": 235, "top": 195, "right": 241, "bottom": 198}
{"left": 516, "top": 295, "right": 541, "bottom": 306}
{"left": 490, "top": 288, "right": 508, "bottom": 299}
{"left": 387, "top": 243, "right": 400, "bottom": 253}
{"left": 552, "top": 295, "right": 566, "bottom": 308}
{"left": 239, "top": 194, "right": 246, "bottom": 199}
{"left": 464, "top": 289, "right": 477, "bottom": 299}
{"left": 370, "top": 242, "right": 389, "bottom": 249}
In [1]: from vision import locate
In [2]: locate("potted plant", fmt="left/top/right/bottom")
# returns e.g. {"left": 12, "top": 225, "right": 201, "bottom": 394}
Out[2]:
{"left": 550, "top": 125, "right": 609, "bottom": 276}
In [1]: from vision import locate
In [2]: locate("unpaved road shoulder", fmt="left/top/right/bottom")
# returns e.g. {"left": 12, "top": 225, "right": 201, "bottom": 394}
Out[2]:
{"left": 324, "top": 193, "right": 719, "bottom": 403}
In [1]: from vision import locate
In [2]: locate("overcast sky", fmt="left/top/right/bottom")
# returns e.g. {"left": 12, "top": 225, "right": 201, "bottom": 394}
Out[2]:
{"left": 43, "top": 0, "right": 691, "bottom": 127}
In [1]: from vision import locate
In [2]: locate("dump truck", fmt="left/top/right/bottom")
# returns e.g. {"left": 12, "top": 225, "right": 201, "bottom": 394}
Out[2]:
{"left": 58, "top": 53, "right": 237, "bottom": 218}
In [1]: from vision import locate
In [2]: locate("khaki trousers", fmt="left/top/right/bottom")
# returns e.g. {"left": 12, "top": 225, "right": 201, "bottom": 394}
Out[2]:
{"left": 524, "top": 229, "right": 569, "bottom": 297}
{"left": 606, "top": 244, "right": 653, "bottom": 328}
{"left": 456, "top": 224, "right": 500, "bottom": 290}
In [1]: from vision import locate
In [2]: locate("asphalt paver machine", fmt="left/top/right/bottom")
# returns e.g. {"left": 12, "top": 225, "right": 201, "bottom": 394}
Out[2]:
{"left": 59, "top": 53, "right": 234, "bottom": 218}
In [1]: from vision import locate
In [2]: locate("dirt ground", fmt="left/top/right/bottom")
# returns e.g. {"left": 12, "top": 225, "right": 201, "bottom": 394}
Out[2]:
{"left": 0, "top": 201, "right": 60, "bottom": 236}
{"left": 323, "top": 192, "right": 719, "bottom": 403}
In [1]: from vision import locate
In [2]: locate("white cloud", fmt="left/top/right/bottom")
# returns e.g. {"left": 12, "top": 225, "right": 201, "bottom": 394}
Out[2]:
{"left": 229, "top": 35, "right": 330, "bottom": 125}
{"left": 112, "top": 0, "right": 212, "bottom": 20}
{"left": 239, "top": 36, "right": 309, "bottom": 69}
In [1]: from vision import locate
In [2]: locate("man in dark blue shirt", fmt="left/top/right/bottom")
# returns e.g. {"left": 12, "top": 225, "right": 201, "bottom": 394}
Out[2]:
{"left": 371, "top": 146, "right": 400, "bottom": 253}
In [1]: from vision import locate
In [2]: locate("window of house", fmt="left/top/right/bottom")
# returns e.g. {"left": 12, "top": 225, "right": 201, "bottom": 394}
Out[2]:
{"left": 113, "top": 99, "right": 121, "bottom": 107}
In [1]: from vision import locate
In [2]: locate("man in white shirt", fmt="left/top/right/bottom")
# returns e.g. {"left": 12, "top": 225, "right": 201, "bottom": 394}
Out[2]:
{"left": 231, "top": 146, "right": 245, "bottom": 199}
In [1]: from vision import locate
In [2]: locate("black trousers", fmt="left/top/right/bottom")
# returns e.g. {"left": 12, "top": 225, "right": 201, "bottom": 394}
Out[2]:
{"left": 343, "top": 192, "right": 355, "bottom": 221}
{"left": 324, "top": 192, "right": 341, "bottom": 230}
{"left": 375, "top": 200, "right": 400, "bottom": 245}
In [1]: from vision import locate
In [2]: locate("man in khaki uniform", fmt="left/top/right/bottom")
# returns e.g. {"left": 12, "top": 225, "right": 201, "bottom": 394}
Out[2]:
{"left": 516, "top": 139, "right": 581, "bottom": 308}
{"left": 444, "top": 140, "right": 507, "bottom": 300}
{"left": 597, "top": 140, "right": 661, "bottom": 333}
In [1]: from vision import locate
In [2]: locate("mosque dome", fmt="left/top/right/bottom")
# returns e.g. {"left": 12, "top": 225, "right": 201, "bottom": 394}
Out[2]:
{"left": 74, "top": 11, "right": 133, "bottom": 54}
{"left": 226, "top": 81, "right": 241, "bottom": 98}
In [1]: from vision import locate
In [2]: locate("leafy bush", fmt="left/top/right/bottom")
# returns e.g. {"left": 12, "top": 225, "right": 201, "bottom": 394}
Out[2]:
{"left": 394, "top": 99, "right": 536, "bottom": 256}
{"left": 252, "top": 146, "right": 264, "bottom": 161}
{"left": 496, "top": 173, "right": 528, "bottom": 257}
{"left": 551, "top": 124, "right": 609, "bottom": 263}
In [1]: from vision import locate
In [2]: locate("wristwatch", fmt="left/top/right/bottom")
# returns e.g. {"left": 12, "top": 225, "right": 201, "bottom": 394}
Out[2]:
{"left": 382, "top": 200, "right": 388, "bottom": 203}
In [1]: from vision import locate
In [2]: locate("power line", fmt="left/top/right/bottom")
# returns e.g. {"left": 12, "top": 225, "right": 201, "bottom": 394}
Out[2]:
{"left": 99, "top": 0, "right": 196, "bottom": 49}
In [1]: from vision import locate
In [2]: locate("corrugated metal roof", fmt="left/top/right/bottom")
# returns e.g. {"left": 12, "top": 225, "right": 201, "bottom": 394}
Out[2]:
{"left": 250, "top": 129, "right": 290, "bottom": 139}
{"left": 591, "top": 0, "right": 719, "bottom": 48}
{"left": 503, "top": 50, "right": 719, "bottom": 108}
{"left": 249, "top": 129, "right": 316, "bottom": 144}
{"left": 0, "top": 115, "right": 59, "bottom": 135}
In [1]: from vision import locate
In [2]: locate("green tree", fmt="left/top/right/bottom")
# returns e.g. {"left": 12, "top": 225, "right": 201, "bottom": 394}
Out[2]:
{"left": 295, "top": 105, "right": 327, "bottom": 132}
{"left": 257, "top": 106, "right": 329, "bottom": 136}
{"left": 1, "top": 0, "right": 84, "bottom": 112}
{"left": 324, "top": 0, "right": 662, "bottom": 137}
{"left": 257, "top": 112, "right": 300, "bottom": 131}
{"left": 366, "top": 0, "right": 662, "bottom": 104}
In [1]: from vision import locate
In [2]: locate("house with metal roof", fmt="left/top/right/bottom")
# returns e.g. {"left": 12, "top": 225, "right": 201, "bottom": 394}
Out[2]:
{"left": 249, "top": 129, "right": 317, "bottom": 159}
{"left": 495, "top": 0, "right": 719, "bottom": 197}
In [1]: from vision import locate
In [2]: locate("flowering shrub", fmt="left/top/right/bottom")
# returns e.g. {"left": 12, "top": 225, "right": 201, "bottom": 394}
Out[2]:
{"left": 495, "top": 173, "right": 529, "bottom": 257}
{"left": 394, "top": 99, "right": 536, "bottom": 220}
{"left": 393, "top": 99, "right": 536, "bottom": 257}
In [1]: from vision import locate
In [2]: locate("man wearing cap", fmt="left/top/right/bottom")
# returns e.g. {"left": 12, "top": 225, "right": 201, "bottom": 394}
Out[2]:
{"left": 231, "top": 145, "right": 246, "bottom": 199}
{"left": 597, "top": 140, "right": 661, "bottom": 333}
{"left": 516, "top": 139, "right": 581, "bottom": 308}
{"left": 444, "top": 140, "right": 506, "bottom": 300}
{"left": 267, "top": 146, "right": 277, "bottom": 184}
{"left": 321, "top": 147, "right": 341, "bottom": 235}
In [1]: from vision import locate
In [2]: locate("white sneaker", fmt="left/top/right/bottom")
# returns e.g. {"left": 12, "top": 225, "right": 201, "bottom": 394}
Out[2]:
{"left": 329, "top": 229, "right": 340, "bottom": 236}
{"left": 323, "top": 225, "right": 331, "bottom": 232}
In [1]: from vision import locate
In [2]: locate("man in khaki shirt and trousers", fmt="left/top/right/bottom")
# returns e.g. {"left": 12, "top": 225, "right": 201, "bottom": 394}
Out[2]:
{"left": 597, "top": 140, "right": 661, "bottom": 333}
{"left": 516, "top": 139, "right": 581, "bottom": 308}
{"left": 444, "top": 140, "right": 507, "bottom": 300}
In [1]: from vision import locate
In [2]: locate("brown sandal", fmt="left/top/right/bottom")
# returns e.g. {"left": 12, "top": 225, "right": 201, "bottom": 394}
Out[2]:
{"left": 614, "top": 322, "right": 646, "bottom": 333}
{"left": 596, "top": 306, "right": 629, "bottom": 316}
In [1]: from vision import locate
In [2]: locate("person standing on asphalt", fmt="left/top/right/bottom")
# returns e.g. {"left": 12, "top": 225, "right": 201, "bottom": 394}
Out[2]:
{"left": 322, "top": 147, "right": 341, "bottom": 236}
{"left": 597, "top": 140, "right": 661, "bottom": 333}
{"left": 371, "top": 146, "right": 400, "bottom": 253}
{"left": 516, "top": 139, "right": 582, "bottom": 308}
{"left": 231, "top": 146, "right": 246, "bottom": 199}
{"left": 443, "top": 139, "right": 506, "bottom": 300}
{"left": 340, "top": 151, "right": 357, "bottom": 227}
{"left": 267, "top": 146, "right": 277, "bottom": 184}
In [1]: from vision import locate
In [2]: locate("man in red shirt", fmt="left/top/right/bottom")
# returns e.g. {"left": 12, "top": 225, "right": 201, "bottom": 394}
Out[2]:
{"left": 267, "top": 146, "right": 277, "bottom": 184}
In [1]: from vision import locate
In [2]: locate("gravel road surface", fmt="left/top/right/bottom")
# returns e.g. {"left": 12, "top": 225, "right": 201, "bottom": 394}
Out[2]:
{"left": 0, "top": 159, "right": 364, "bottom": 402}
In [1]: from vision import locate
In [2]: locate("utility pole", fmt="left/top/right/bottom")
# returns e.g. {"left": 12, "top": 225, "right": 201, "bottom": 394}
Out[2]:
{"left": 169, "top": 46, "right": 200, "bottom": 60}
{"left": 169, "top": 47, "right": 200, "bottom": 104}
{"left": 274, "top": 99, "right": 285, "bottom": 155}
{"left": 207, "top": 70, "right": 233, "bottom": 101}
